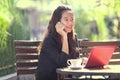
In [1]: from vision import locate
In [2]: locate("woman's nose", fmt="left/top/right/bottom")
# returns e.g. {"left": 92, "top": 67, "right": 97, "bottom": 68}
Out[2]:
{"left": 68, "top": 21, "right": 73, "bottom": 27}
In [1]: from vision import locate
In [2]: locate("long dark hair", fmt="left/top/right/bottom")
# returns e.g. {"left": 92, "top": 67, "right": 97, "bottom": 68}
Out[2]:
{"left": 48, "top": 5, "right": 72, "bottom": 34}
{"left": 39, "top": 5, "right": 77, "bottom": 58}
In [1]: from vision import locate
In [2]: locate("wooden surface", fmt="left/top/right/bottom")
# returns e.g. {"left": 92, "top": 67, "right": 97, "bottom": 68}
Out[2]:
{"left": 78, "top": 41, "right": 120, "bottom": 65}
{"left": 14, "top": 40, "right": 41, "bottom": 80}
{"left": 56, "top": 65, "right": 120, "bottom": 79}
{"left": 14, "top": 40, "right": 120, "bottom": 80}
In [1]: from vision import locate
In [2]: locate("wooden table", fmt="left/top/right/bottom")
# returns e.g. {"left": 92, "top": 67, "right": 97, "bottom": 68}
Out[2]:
{"left": 56, "top": 65, "right": 120, "bottom": 80}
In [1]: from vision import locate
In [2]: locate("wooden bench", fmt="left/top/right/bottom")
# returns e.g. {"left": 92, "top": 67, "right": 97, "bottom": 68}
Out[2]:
{"left": 78, "top": 40, "right": 120, "bottom": 79}
{"left": 78, "top": 40, "right": 120, "bottom": 65}
{"left": 14, "top": 40, "right": 41, "bottom": 80}
{"left": 14, "top": 40, "right": 120, "bottom": 80}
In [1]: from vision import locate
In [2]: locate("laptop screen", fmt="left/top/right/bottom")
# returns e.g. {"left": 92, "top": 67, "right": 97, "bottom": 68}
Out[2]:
{"left": 85, "top": 46, "right": 116, "bottom": 68}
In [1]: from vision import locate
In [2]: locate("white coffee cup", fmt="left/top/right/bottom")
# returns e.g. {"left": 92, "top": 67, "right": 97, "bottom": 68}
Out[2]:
{"left": 67, "top": 59, "right": 82, "bottom": 67}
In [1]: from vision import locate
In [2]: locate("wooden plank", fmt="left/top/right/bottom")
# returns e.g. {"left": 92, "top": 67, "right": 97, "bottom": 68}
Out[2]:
{"left": 111, "top": 53, "right": 120, "bottom": 59}
{"left": 109, "top": 59, "right": 120, "bottom": 65}
{"left": 14, "top": 40, "right": 41, "bottom": 46}
{"left": 16, "top": 62, "right": 38, "bottom": 67}
{"left": 15, "top": 48, "right": 38, "bottom": 53}
{"left": 80, "top": 48, "right": 120, "bottom": 53}
{"left": 16, "top": 55, "right": 38, "bottom": 60}
{"left": 17, "top": 69, "right": 36, "bottom": 74}
{"left": 79, "top": 41, "right": 120, "bottom": 47}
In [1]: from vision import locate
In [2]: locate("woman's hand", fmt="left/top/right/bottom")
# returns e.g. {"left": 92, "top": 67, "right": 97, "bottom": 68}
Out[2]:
{"left": 55, "top": 22, "right": 69, "bottom": 54}
{"left": 55, "top": 22, "right": 67, "bottom": 38}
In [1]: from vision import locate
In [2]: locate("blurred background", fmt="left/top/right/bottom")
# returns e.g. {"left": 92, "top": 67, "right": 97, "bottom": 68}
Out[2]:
{"left": 0, "top": 0, "right": 120, "bottom": 77}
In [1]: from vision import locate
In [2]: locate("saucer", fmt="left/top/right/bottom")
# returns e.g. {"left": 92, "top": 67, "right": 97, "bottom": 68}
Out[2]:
{"left": 69, "top": 66, "right": 82, "bottom": 70}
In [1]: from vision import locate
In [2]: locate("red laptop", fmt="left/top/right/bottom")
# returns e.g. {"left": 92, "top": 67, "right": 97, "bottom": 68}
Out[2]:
{"left": 84, "top": 46, "right": 116, "bottom": 68}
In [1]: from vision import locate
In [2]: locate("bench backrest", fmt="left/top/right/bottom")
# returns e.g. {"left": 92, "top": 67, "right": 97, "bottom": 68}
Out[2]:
{"left": 78, "top": 41, "right": 120, "bottom": 65}
{"left": 14, "top": 40, "right": 41, "bottom": 75}
{"left": 14, "top": 40, "right": 120, "bottom": 77}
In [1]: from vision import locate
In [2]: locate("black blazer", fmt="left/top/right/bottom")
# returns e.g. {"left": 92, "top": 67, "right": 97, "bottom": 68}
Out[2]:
{"left": 35, "top": 33, "right": 78, "bottom": 80}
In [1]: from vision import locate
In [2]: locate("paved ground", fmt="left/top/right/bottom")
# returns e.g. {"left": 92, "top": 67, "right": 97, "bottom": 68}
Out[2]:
{"left": 0, "top": 73, "right": 17, "bottom": 80}
{"left": 0, "top": 73, "right": 35, "bottom": 80}
{"left": 7, "top": 76, "right": 17, "bottom": 80}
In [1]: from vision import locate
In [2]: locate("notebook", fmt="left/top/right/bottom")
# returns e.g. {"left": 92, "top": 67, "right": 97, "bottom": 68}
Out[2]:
{"left": 84, "top": 46, "right": 116, "bottom": 68}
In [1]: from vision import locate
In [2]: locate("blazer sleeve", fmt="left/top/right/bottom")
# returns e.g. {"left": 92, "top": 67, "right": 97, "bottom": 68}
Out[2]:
{"left": 40, "top": 35, "right": 69, "bottom": 68}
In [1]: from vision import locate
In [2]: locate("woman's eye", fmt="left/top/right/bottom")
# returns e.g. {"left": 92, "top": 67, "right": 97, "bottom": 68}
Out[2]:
{"left": 65, "top": 19, "right": 68, "bottom": 21}
{"left": 64, "top": 18, "right": 73, "bottom": 22}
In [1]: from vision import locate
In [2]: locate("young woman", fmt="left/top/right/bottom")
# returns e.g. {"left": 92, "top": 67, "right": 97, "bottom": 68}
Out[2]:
{"left": 35, "top": 5, "right": 79, "bottom": 80}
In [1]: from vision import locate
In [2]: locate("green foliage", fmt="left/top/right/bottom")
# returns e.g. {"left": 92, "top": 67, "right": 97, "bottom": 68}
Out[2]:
{"left": 0, "top": 0, "right": 13, "bottom": 50}
{"left": 0, "top": 66, "right": 15, "bottom": 77}
{"left": 75, "top": 10, "right": 91, "bottom": 39}
{"left": 10, "top": 11, "right": 30, "bottom": 40}
{"left": 0, "top": 0, "right": 30, "bottom": 77}
{"left": 73, "top": 0, "right": 120, "bottom": 41}
{"left": 0, "top": 17, "right": 9, "bottom": 50}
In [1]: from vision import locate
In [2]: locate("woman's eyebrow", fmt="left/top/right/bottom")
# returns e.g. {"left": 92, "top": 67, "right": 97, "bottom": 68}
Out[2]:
{"left": 63, "top": 17, "right": 73, "bottom": 19}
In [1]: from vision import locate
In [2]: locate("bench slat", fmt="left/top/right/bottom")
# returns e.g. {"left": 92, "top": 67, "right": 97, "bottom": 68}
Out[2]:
{"left": 16, "top": 62, "right": 38, "bottom": 67}
{"left": 80, "top": 48, "right": 120, "bottom": 53}
{"left": 111, "top": 53, "right": 120, "bottom": 59}
{"left": 15, "top": 48, "right": 38, "bottom": 53}
{"left": 14, "top": 40, "right": 40, "bottom": 46}
{"left": 16, "top": 55, "right": 38, "bottom": 60}
{"left": 17, "top": 69, "right": 36, "bottom": 74}
{"left": 79, "top": 41, "right": 120, "bottom": 46}
{"left": 109, "top": 61, "right": 120, "bottom": 65}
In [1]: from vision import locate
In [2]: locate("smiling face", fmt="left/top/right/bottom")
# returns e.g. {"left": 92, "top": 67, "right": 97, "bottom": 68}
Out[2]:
{"left": 60, "top": 10, "right": 75, "bottom": 33}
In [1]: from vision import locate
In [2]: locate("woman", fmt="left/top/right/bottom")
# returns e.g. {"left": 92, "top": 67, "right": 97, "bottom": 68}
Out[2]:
{"left": 35, "top": 5, "right": 79, "bottom": 80}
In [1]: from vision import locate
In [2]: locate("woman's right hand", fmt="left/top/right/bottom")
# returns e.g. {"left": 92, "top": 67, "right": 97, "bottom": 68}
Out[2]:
{"left": 55, "top": 22, "right": 69, "bottom": 54}
{"left": 55, "top": 22, "right": 67, "bottom": 38}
